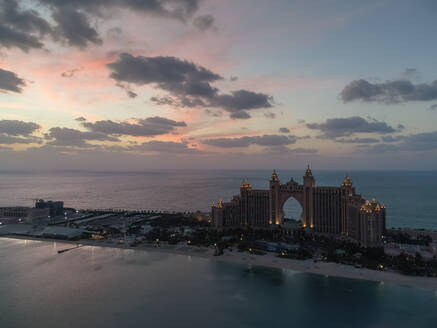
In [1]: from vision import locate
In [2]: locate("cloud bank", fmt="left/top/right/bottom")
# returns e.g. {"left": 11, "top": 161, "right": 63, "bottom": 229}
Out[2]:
{"left": 0, "top": 119, "right": 41, "bottom": 144}
{"left": 81, "top": 116, "right": 186, "bottom": 137}
{"left": 341, "top": 79, "right": 437, "bottom": 104}
{"left": 108, "top": 53, "right": 274, "bottom": 119}
{"left": 0, "top": 0, "right": 204, "bottom": 51}
{"left": 307, "top": 116, "right": 398, "bottom": 138}
{"left": 0, "top": 68, "right": 26, "bottom": 93}
{"left": 202, "top": 134, "right": 296, "bottom": 148}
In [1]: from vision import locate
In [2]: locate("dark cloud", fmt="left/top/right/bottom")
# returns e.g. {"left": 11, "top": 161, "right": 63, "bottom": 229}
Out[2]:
{"left": 429, "top": 104, "right": 437, "bottom": 111}
{"left": 230, "top": 76, "right": 238, "bottom": 82}
{"left": 401, "top": 132, "right": 437, "bottom": 151}
{"left": 205, "top": 109, "right": 222, "bottom": 117}
{"left": 75, "top": 116, "right": 87, "bottom": 122}
{"left": 192, "top": 15, "right": 216, "bottom": 31}
{"left": 212, "top": 90, "right": 273, "bottom": 119}
{"left": 381, "top": 135, "right": 404, "bottom": 143}
{"left": 150, "top": 96, "right": 176, "bottom": 106}
{"left": 0, "top": 119, "right": 42, "bottom": 145}
{"left": 0, "top": 120, "right": 40, "bottom": 136}
{"left": 177, "top": 96, "right": 206, "bottom": 107}
{"left": 81, "top": 116, "right": 186, "bottom": 137}
{"left": 46, "top": 127, "right": 119, "bottom": 148}
{"left": 267, "top": 145, "right": 318, "bottom": 154}
{"left": 38, "top": 0, "right": 200, "bottom": 22}
{"left": 0, "top": 0, "right": 51, "bottom": 51}
{"left": 360, "top": 131, "right": 437, "bottom": 152}
{"left": 108, "top": 53, "right": 221, "bottom": 88}
{"left": 356, "top": 143, "right": 400, "bottom": 153}
{"left": 0, "top": 0, "right": 203, "bottom": 51}
{"left": 202, "top": 134, "right": 297, "bottom": 148}
{"left": 307, "top": 116, "right": 398, "bottom": 138}
{"left": 264, "top": 112, "right": 276, "bottom": 119}
{"left": 335, "top": 137, "right": 380, "bottom": 144}
{"left": 230, "top": 111, "right": 251, "bottom": 119}
{"left": 61, "top": 68, "right": 82, "bottom": 78}
{"left": 403, "top": 68, "right": 421, "bottom": 80}
{"left": 0, "top": 67, "right": 26, "bottom": 93}
{"left": 106, "top": 27, "right": 122, "bottom": 39}
{"left": 126, "top": 90, "right": 137, "bottom": 98}
{"left": 393, "top": 131, "right": 437, "bottom": 151}
{"left": 279, "top": 127, "right": 290, "bottom": 133}
{"left": 0, "top": 0, "right": 51, "bottom": 35}
{"left": 107, "top": 53, "right": 274, "bottom": 119}
{"left": 129, "top": 140, "right": 201, "bottom": 154}
{"left": 290, "top": 147, "right": 317, "bottom": 153}
{"left": 115, "top": 83, "right": 137, "bottom": 98}
{"left": 340, "top": 78, "right": 437, "bottom": 104}
{"left": 0, "top": 23, "right": 43, "bottom": 51}
{"left": 34, "top": 138, "right": 204, "bottom": 155}
{"left": 52, "top": 8, "right": 102, "bottom": 48}
{"left": 0, "top": 134, "right": 42, "bottom": 144}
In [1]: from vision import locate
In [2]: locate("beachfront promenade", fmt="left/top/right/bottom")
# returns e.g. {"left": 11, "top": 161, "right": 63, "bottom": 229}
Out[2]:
{"left": 2, "top": 203, "right": 436, "bottom": 290}
{"left": 3, "top": 235, "right": 437, "bottom": 290}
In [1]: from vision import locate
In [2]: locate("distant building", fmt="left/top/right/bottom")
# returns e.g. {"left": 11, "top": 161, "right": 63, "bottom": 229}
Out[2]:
{"left": 348, "top": 198, "right": 386, "bottom": 247}
{"left": 35, "top": 199, "right": 64, "bottom": 217}
{"left": 211, "top": 167, "right": 386, "bottom": 247}
{"left": 0, "top": 207, "right": 50, "bottom": 223}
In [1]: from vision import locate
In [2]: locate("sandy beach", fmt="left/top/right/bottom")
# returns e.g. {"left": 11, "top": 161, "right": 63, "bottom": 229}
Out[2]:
{"left": 3, "top": 236, "right": 437, "bottom": 290}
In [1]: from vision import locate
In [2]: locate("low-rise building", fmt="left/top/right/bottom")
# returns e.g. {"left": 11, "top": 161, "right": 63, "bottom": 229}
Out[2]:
{"left": 35, "top": 199, "right": 64, "bottom": 217}
{"left": 0, "top": 207, "right": 50, "bottom": 223}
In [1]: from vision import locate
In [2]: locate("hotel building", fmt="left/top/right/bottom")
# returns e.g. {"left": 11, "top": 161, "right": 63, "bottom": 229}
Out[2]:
{"left": 212, "top": 167, "right": 386, "bottom": 247}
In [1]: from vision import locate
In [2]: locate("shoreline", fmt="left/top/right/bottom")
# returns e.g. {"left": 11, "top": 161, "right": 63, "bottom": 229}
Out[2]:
{"left": 2, "top": 235, "right": 437, "bottom": 291}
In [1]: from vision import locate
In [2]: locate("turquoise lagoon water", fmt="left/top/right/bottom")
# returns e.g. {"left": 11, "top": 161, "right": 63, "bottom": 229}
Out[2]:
{"left": 1, "top": 238, "right": 436, "bottom": 328}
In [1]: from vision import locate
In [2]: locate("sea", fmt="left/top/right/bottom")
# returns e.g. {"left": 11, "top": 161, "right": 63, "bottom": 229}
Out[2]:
{"left": 1, "top": 170, "right": 437, "bottom": 327}
{"left": 0, "top": 169, "right": 436, "bottom": 230}
{"left": 0, "top": 238, "right": 436, "bottom": 328}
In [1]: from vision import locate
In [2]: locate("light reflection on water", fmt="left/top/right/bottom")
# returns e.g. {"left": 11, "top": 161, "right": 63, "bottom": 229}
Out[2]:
{"left": 1, "top": 238, "right": 436, "bottom": 328}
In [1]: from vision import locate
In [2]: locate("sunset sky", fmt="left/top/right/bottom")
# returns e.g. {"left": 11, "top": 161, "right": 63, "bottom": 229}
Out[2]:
{"left": 1, "top": 0, "right": 437, "bottom": 170}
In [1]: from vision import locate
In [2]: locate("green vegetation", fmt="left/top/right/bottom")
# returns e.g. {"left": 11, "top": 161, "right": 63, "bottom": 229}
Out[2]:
{"left": 65, "top": 211, "right": 437, "bottom": 278}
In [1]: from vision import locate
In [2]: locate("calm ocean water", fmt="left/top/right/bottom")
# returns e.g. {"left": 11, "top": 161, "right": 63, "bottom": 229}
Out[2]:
{"left": 0, "top": 238, "right": 436, "bottom": 328}
{"left": 0, "top": 170, "right": 436, "bottom": 230}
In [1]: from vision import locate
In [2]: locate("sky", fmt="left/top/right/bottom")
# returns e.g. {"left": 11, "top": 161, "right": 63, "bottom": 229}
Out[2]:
{"left": 1, "top": 0, "right": 437, "bottom": 171}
